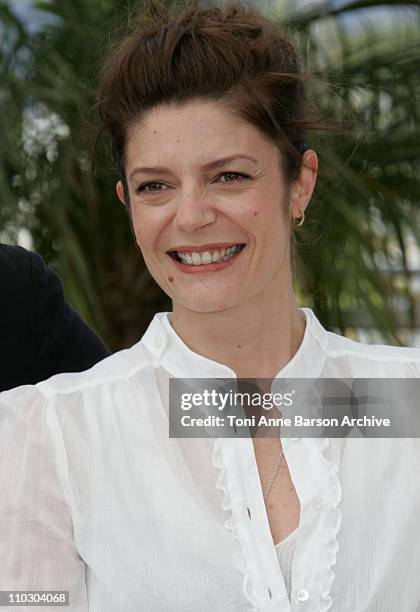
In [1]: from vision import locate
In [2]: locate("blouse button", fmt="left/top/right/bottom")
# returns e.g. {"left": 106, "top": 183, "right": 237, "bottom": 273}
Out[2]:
{"left": 313, "top": 494, "right": 324, "bottom": 509}
{"left": 296, "top": 588, "right": 310, "bottom": 602}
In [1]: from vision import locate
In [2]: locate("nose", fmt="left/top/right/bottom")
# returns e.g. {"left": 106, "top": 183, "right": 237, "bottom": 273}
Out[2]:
{"left": 173, "top": 188, "right": 217, "bottom": 233}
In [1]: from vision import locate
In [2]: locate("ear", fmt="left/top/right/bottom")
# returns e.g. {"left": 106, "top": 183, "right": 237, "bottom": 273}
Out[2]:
{"left": 289, "top": 149, "right": 318, "bottom": 218}
{"left": 116, "top": 180, "right": 127, "bottom": 207}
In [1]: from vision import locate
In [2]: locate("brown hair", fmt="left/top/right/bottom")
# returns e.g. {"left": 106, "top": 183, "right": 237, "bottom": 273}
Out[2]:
{"left": 96, "top": 0, "right": 325, "bottom": 201}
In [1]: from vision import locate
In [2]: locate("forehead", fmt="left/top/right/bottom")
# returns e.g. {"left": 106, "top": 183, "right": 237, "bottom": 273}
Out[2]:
{"left": 124, "top": 99, "right": 279, "bottom": 169}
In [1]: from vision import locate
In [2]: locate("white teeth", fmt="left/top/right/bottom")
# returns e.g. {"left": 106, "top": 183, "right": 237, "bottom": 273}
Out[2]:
{"left": 191, "top": 252, "right": 201, "bottom": 265}
{"left": 175, "top": 244, "right": 243, "bottom": 266}
{"left": 201, "top": 251, "right": 212, "bottom": 264}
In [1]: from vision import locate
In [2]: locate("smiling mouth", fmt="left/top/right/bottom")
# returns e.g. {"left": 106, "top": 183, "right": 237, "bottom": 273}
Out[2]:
{"left": 167, "top": 244, "right": 246, "bottom": 266}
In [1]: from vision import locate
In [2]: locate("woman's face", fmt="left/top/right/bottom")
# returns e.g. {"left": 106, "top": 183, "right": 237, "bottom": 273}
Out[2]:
{"left": 117, "top": 99, "right": 317, "bottom": 313}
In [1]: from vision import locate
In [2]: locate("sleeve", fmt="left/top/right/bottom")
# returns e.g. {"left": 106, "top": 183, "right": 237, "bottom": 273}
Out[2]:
{"left": 0, "top": 385, "right": 88, "bottom": 611}
{"left": 30, "top": 250, "right": 111, "bottom": 381}
{"left": 0, "top": 245, "right": 37, "bottom": 391}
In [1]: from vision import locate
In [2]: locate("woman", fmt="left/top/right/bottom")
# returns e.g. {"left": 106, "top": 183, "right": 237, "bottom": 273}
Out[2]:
{"left": 1, "top": 1, "right": 419, "bottom": 610}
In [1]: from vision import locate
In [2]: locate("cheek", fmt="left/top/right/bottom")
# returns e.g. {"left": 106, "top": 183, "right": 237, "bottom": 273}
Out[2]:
{"left": 132, "top": 205, "right": 173, "bottom": 243}
{"left": 133, "top": 227, "right": 146, "bottom": 252}
{"left": 131, "top": 211, "right": 157, "bottom": 250}
{"left": 244, "top": 188, "right": 286, "bottom": 221}
{"left": 248, "top": 200, "right": 288, "bottom": 235}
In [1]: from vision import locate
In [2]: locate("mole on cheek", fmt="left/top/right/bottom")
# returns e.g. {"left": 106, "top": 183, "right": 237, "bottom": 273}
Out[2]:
{"left": 253, "top": 211, "right": 258, "bottom": 216}
{"left": 168, "top": 276, "right": 174, "bottom": 283}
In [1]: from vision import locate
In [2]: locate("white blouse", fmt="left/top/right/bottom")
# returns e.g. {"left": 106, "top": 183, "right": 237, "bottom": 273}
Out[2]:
{"left": 1, "top": 307, "right": 420, "bottom": 612}
{"left": 275, "top": 528, "right": 298, "bottom": 601}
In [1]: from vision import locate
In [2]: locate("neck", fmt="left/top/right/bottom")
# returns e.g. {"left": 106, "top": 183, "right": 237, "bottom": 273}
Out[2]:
{"left": 170, "top": 281, "right": 306, "bottom": 379}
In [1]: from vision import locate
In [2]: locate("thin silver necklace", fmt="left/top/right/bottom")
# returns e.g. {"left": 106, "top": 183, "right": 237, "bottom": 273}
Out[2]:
{"left": 263, "top": 451, "right": 285, "bottom": 501}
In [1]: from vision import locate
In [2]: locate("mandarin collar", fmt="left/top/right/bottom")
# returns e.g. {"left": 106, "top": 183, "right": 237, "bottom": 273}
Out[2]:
{"left": 141, "top": 307, "right": 328, "bottom": 380}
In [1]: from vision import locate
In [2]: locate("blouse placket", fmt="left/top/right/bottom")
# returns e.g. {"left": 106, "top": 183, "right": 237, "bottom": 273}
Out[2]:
{"left": 214, "top": 431, "right": 343, "bottom": 611}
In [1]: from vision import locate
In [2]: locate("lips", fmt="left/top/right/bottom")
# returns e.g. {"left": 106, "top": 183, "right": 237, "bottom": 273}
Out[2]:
{"left": 167, "top": 242, "right": 245, "bottom": 252}
{"left": 168, "top": 244, "right": 245, "bottom": 265}
{"left": 166, "top": 243, "right": 246, "bottom": 272}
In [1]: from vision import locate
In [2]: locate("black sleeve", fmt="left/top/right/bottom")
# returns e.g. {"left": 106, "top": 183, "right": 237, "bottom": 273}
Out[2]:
{"left": 0, "top": 245, "right": 110, "bottom": 391}
{"left": 0, "top": 245, "right": 36, "bottom": 391}
{"left": 31, "top": 249, "right": 111, "bottom": 382}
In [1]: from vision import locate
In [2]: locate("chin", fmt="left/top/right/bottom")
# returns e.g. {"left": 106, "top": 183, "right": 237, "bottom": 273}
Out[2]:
{"left": 174, "top": 294, "right": 239, "bottom": 314}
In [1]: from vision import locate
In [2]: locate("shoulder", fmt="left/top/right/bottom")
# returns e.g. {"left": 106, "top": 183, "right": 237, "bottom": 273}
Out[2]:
{"left": 326, "top": 328, "right": 420, "bottom": 361}
{"left": 0, "top": 246, "right": 42, "bottom": 389}
{"left": 0, "top": 243, "right": 65, "bottom": 322}
{"left": 0, "top": 336, "right": 149, "bottom": 417}
{"left": 0, "top": 244, "right": 36, "bottom": 310}
{"left": 37, "top": 339, "right": 154, "bottom": 399}
{"left": 0, "top": 340, "right": 153, "bottom": 420}
{"left": 0, "top": 245, "right": 110, "bottom": 388}
{"left": 0, "top": 242, "right": 32, "bottom": 275}
{"left": 324, "top": 327, "right": 420, "bottom": 375}
{"left": 0, "top": 243, "right": 55, "bottom": 291}
{"left": 0, "top": 384, "right": 51, "bottom": 443}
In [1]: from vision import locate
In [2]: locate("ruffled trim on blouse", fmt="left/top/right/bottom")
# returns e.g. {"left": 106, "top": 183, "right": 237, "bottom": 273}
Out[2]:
{"left": 212, "top": 438, "right": 258, "bottom": 611}
{"left": 212, "top": 433, "right": 343, "bottom": 610}
{"left": 318, "top": 437, "right": 343, "bottom": 612}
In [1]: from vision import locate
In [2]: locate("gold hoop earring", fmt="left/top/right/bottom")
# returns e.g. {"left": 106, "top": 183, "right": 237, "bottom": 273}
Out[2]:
{"left": 292, "top": 210, "right": 305, "bottom": 228}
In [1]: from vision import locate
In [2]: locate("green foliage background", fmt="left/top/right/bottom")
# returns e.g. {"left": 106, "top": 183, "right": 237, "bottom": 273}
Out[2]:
{"left": 1, "top": 0, "right": 419, "bottom": 350}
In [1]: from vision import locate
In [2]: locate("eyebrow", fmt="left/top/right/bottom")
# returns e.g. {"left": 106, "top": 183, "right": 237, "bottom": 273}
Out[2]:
{"left": 128, "top": 154, "right": 257, "bottom": 180}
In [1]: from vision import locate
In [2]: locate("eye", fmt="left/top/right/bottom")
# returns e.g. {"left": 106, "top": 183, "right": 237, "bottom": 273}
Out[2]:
{"left": 135, "top": 172, "right": 250, "bottom": 194}
{"left": 135, "top": 181, "right": 169, "bottom": 194}
{"left": 215, "top": 172, "right": 250, "bottom": 184}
